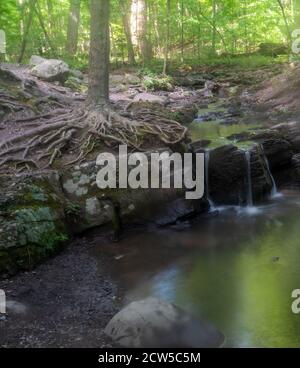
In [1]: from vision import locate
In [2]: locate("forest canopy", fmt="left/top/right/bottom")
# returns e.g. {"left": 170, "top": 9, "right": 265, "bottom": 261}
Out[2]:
{"left": 0, "top": 0, "right": 300, "bottom": 69}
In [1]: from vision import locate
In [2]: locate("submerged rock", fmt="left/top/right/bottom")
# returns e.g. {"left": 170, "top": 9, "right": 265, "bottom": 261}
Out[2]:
{"left": 105, "top": 297, "right": 224, "bottom": 348}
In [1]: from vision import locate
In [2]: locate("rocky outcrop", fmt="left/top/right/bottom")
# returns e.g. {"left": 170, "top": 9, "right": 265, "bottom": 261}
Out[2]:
{"left": 31, "top": 59, "right": 69, "bottom": 83}
{"left": 133, "top": 92, "right": 167, "bottom": 105}
{"left": 61, "top": 158, "right": 204, "bottom": 232}
{"left": 192, "top": 144, "right": 274, "bottom": 206}
{"left": 29, "top": 55, "right": 47, "bottom": 66}
{"left": 0, "top": 151, "right": 205, "bottom": 274}
{"left": 105, "top": 297, "right": 224, "bottom": 348}
{"left": 0, "top": 172, "right": 68, "bottom": 276}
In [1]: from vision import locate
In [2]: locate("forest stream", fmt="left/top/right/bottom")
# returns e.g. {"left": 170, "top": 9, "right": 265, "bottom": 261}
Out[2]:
{"left": 1, "top": 92, "right": 300, "bottom": 347}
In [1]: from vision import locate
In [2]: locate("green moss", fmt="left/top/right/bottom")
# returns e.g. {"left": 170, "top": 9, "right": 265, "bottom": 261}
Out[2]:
{"left": 0, "top": 176, "right": 69, "bottom": 276}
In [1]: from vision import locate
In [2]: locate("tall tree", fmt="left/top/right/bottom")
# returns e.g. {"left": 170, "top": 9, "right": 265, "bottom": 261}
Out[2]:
{"left": 277, "top": 0, "right": 292, "bottom": 44}
{"left": 66, "top": 0, "right": 81, "bottom": 56}
{"left": 163, "top": 0, "right": 171, "bottom": 75}
{"left": 211, "top": 0, "right": 217, "bottom": 56}
{"left": 18, "top": 0, "right": 36, "bottom": 63}
{"left": 131, "top": 0, "right": 151, "bottom": 62}
{"left": 87, "top": 0, "right": 110, "bottom": 106}
{"left": 119, "top": 0, "right": 136, "bottom": 64}
{"left": 180, "top": 0, "right": 184, "bottom": 62}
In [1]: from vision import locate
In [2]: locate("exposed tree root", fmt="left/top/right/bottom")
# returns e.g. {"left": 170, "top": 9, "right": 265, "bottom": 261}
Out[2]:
{"left": 0, "top": 104, "right": 187, "bottom": 171}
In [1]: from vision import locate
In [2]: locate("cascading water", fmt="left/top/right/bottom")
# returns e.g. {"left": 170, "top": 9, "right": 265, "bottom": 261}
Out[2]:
{"left": 244, "top": 150, "right": 254, "bottom": 208}
{"left": 259, "top": 145, "right": 281, "bottom": 199}
{"left": 205, "top": 150, "right": 215, "bottom": 210}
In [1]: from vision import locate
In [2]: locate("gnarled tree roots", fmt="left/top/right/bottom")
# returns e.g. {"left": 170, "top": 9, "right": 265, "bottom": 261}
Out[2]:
{"left": 0, "top": 105, "right": 187, "bottom": 171}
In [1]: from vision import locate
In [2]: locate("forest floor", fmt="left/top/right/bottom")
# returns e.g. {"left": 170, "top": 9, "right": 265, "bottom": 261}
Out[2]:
{"left": 0, "top": 60, "right": 287, "bottom": 173}
{"left": 0, "top": 58, "right": 296, "bottom": 347}
{"left": 0, "top": 228, "right": 119, "bottom": 348}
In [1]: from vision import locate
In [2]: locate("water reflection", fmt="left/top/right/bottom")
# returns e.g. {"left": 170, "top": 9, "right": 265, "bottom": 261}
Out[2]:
{"left": 97, "top": 191, "right": 300, "bottom": 347}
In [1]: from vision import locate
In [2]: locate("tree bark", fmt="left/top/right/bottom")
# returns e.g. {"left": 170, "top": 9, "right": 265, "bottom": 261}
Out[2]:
{"left": 34, "top": 2, "right": 56, "bottom": 55}
{"left": 87, "top": 0, "right": 110, "bottom": 107}
{"left": 211, "top": 0, "right": 217, "bottom": 56}
{"left": 163, "top": 0, "right": 171, "bottom": 75}
{"left": 180, "top": 0, "right": 184, "bottom": 63}
{"left": 277, "top": 0, "right": 292, "bottom": 43}
{"left": 18, "top": 0, "right": 36, "bottom": 63}
{"left": 119, "top": 0, "right": 135, "bottom": 64}
{"left": 66, "top": 0, "right": 81, "bottom": 56}
{"left": 131, "top": 0, "right": 151, "bottom": 62}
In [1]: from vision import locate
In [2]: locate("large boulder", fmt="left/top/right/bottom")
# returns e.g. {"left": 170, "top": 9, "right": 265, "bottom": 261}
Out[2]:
{"left": 61, "top": 156, "right": 201, "bottom": 233}
{"left": 258, "top": 42, "right": 289, "bottom": 57}
{"left": 31, "top": 59, "right": 69, "bottom": 83}
{"left": 205, "top": 145, "right": 273, "bottom": 206}
{"left": 29, "top": 55, "right": 47, "bottom": 66}
{"left": 133, "top": 92, "right": 167, "bottom": 105}
{"left": 110, "top": 73, "right": 140, "bottom": 89}
{"left": 0, "top": 173, "right": 68, "bottom": 276}
{"left": 105, "top": 297, "right": 224, "bottom": 348}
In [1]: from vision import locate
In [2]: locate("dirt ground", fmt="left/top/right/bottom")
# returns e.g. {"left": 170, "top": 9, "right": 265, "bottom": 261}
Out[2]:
{"left": 0, "top": 232, "right": 119, "bottom": 348}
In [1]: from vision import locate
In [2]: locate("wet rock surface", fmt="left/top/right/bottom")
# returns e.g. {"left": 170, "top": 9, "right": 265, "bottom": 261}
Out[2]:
{"left": 105, "top": 297, "right": 224, "bottom": 348}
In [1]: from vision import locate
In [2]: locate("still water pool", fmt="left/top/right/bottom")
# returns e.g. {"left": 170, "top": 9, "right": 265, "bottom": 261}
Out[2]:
{"left": 97, "top": 191, "right": 300, "bottom": 347}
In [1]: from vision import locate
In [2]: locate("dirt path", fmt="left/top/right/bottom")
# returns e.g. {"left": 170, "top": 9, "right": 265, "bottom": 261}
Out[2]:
{"left": 0, "top": 233, "right": 119, "bottom": 348}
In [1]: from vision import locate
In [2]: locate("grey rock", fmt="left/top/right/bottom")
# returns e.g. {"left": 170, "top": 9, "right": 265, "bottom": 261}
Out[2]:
{"left": 31, "top": 59, "right": 69, "bottom": 82}
{"left": 29, "top": 55, "right": 47, "bottom": 66}
{"left": 105, "top": 297, "right": 224, "bottom": 348}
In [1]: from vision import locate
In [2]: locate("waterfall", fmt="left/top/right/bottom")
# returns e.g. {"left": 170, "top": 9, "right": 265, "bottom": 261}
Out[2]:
{"left": 264, "top": 156, "right": 278, "bottom": 198}
{"left": 205, "top": 150, "right": 215, "bottom": 210}
{"left": 260, "top": 146, "right": 279, "bottom": 198}
{"left": 244, "top": 150, "right": 253, "bottom": 207}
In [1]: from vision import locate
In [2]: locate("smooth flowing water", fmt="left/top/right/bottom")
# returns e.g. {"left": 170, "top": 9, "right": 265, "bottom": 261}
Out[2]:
{"left": 96, "top": 191, "right": 300, "bottom": 348}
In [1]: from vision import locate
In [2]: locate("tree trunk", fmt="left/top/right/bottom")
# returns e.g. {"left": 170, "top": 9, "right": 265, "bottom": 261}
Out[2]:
{"left": 119, "top": 0, "right": 135, "bottom": 64}
{"left": 131, "top": 0, "right": 151, "bottom": 62}
{"left": 18, "top": 0, "right": 36, "bottom": 63}
{"left": 180, "top": 0, "right": 184, "bottom": 63}
{"left": 66, "top": 0, "right": 81, "bottom": 56}
{"left": 277, "top": 0, "right": 292, "bottom": 43}
{"left": 163, "top": 0, "right": 171, "bottom": 75}
{"left": 34, "top": 2, "right": 56, "bottom": 55}
{"left": 87, "top": 0, "right": 110, "bottom": 107}
{"left": 211, "top": 0, "right": 217, "bottom": 56}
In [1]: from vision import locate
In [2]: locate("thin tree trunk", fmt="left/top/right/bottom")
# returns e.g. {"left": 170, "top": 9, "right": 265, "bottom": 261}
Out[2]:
{"left": 119, "top": 0, "right": 135, "bottom": 64}
{"left": 277, "top": 0, "right": 292, "bottom": 43}
{"left": 87, "top": 0, "right": 110, "bottom": 106}
{"left": 163, "top": 0, "right": 171, "bottom": 75}
{"left": 180, "top": 0, "right": 184, "bottom": 62}
{"left": 18, "top": 0, "right": 36, "bottom": 63}
{"left": 131, "top": 0, "right": 150, "bottom": 63}
{"left": 34, "top": 2, "right": 56, "bottom": 55}
{"left": 211, "top": 0, "right": 217, "bottom": 56}
{"left": 66, "top": 0, "right": 81, "bottom": 56}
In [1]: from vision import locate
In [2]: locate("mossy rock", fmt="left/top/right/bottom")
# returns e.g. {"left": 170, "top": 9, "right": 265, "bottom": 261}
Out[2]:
{"left": 0, "top": 172, "right": 69, "bottom": 276}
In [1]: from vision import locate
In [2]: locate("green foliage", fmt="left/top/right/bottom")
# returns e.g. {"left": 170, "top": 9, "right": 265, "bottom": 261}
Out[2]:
{"left": 0, "top": 0, "right": 297, "bottom": 67}
{"left": 138, "top": 68, "right": 174, "bottom": 91}
{"left": 195, "top": 55, "right": 284, "bottom": 68}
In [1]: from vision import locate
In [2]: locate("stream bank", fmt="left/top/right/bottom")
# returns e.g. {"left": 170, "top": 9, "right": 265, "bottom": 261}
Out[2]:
{"left": 2, "top": 59, "right": 300, "bottom": 347}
